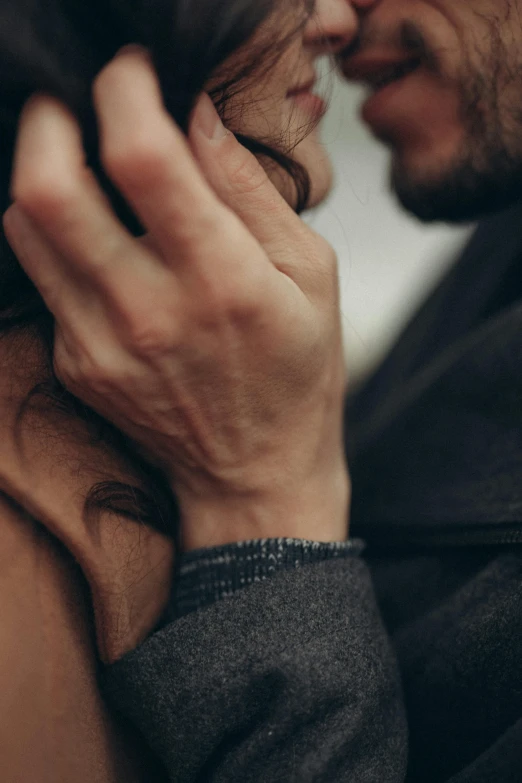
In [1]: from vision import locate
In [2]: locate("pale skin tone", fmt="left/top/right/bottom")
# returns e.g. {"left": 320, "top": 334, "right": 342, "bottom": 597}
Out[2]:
{"left": 3, "top": 1, "right": 376, "bottom": 552}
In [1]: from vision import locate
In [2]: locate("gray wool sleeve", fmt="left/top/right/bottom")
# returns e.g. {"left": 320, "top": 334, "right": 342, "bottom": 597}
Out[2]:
{"left": 171, "top": 537, "right": 365, "bottom": 617}
{"left": 103, "top": 556, "right": 408, "bottom": 782}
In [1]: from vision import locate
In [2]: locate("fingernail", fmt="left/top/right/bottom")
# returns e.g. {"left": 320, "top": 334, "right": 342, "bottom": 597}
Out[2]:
{"left": 193, "top": 93, "right": 228, "bottom": 140}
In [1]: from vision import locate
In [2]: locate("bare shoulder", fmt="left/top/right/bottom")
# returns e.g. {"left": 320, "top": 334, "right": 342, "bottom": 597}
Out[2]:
{"left": 0, "top": 492, "right": 151, "bottom": 782}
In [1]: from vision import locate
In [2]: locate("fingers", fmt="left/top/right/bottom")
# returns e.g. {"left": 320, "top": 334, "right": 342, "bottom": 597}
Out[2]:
{"left": 9, "top": 98, "right": 171, "bottom": 337}
{"left": 9, "top": 46, "right": 330, "bottom": 312}
{"left": 11, "top": 51, "right": 238, "bottom": 285}
{"left": 11, "top": 96, "right": 138, "bottom": 286}
{"left": 93, "top": 49, "right": 232, "bottom": 260}
{"left": 2, "top": 204, "right": 94, "bottom": 334}
{"left": 188, "top": 93, "right": 338, "bottom": 297}
{"left": 188, "top": 94, "right": 310, "bottom": 262}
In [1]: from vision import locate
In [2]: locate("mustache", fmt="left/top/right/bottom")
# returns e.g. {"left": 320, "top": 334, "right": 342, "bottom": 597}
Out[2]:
{"left": 338, "top": 21, "right": 434, "bottom": 67}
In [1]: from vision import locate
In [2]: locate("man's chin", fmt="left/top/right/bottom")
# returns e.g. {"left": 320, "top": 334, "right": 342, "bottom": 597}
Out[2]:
{"left": 390, "top": 156, "right": 522, "bottom": 224}
{"left": 392, "top": 172, "right": 479, "bottom": 223}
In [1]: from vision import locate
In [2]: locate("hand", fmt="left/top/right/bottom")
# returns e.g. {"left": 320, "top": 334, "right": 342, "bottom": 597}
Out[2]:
{"left": 3, "top": 48, "right": 350, "bottom": 550}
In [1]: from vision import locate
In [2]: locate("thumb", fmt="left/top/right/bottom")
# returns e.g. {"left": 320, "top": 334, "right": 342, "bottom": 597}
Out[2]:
{"left": 187, "top": 93, "right": 321, "bottom": 274}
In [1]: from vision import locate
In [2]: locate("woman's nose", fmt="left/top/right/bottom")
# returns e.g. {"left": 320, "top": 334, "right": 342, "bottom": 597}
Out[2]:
{"left": 304, "top": 0, "right": 358, "bottom": 55}
{"left": 304, "top": 0, "right": 380, "bottom": 55}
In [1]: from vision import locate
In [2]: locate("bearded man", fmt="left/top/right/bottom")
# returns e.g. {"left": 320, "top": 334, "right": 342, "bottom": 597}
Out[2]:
{"left": 4, "top": 1, "right": 521, "bottom": 781}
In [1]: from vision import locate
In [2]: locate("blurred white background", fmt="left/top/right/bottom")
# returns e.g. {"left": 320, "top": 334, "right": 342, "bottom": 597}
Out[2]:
{"left": 305, "top": 75, "right": 473, "bottom": 383}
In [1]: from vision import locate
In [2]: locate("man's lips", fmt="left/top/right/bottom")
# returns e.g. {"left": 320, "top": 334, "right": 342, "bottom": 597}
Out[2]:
{"left": 342, "top": 54, "right": 422, "bottom": 91}
{"left": 343, "top": 51, "right": 432, "bottom": 136}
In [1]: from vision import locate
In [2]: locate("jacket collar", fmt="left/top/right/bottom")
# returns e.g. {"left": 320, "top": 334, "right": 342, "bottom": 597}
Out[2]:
{"left": 0, "top": 332, "right": 174, "bottom": 663}
{"left": 348, "top": 203, "right": 522, "bottom": 535}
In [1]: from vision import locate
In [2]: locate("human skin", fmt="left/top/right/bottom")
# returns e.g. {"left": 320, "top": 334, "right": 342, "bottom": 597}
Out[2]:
{"left": 211, "top": 0, "right": 358, "bottom": 208}
{"left": 341, "top": 0, "right": 522, "bottom": 221}
{"left": 3, "top": 2, "right": 376, "bottom": 551}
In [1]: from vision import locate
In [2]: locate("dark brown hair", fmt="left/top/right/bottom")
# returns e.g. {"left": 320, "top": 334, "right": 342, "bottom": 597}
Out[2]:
{"left": 0, "top": 0, "right": 314, "bottom": 543}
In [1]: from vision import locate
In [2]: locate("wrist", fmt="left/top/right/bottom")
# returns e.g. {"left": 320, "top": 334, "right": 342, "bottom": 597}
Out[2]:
{"left": 175, "top": 466, "right": 351, "bottom": 552}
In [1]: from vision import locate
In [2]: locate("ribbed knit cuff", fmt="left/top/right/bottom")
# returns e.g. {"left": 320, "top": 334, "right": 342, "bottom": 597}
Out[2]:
{"left": 170, "top": 538, "right": 365, "bottom": 618}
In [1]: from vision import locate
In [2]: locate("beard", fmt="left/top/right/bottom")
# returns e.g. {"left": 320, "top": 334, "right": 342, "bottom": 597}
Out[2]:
{"left": 392, "top": 143, "right": 522, "bottom": 224}
{"left": 388, "top": 21, "right": 522, "bottom": 223}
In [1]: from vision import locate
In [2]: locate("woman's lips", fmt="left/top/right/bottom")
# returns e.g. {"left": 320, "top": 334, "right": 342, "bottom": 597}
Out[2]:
{"left": 288, "top": 88, "right": 327, "bottom": 119}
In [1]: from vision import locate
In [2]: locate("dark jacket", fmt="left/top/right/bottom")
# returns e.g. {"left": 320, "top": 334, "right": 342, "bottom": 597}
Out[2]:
{"left": 103, "top": 203, "right": 522, "bottom": 782}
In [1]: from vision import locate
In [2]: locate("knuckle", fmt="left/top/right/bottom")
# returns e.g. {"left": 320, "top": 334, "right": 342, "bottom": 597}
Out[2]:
{"left": 226, "top": 296, "right": 261, "bottom": 325}
{"left": 227, "top": 151, "right": 267, "bottom": 196}
{"left": 78, "top": 363, "right": 119, "bottom": 398}
{"left": 55, "top": 347, "right": 116, "bottom": 398}
{"left": 14, "top": 170, "right": 77, "bottom": 218}
{"left": 101, "top": 130, "right": 171, "bottom": 188}
{"left": 310, "top": 233, "right": 338, "bottom": 274}
{"left": 171, "top": 206, "right": 223, "bottom": 249}
{"left": 123, "top": 317, "right": 175, "bottom": 356}
{"left": 194, "top": 274, "right": 263, "bottom": 327}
